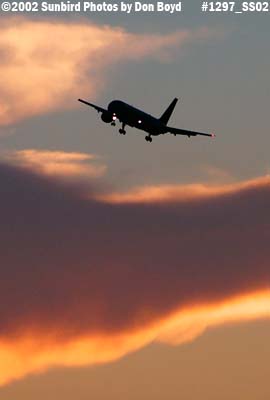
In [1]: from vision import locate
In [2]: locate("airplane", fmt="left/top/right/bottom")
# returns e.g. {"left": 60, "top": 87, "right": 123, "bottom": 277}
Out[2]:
{"left": 78, "top": 98, "right": 215, "bottom": 143}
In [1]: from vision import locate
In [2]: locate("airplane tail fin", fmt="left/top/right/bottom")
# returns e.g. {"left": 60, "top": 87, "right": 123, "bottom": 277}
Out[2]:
{"left": 159, "top": 98, "right": 178, "bottom": 125}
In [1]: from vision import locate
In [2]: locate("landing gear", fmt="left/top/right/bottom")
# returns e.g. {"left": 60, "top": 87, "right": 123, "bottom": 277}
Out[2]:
{"left": 145, "top": 135, "right": 152, "bottom": 143}
{"left": 119, "top": 122, "right": 126, "bottom": 135}
{"left": 111, "top": 121, "right": 116, "bottom": 126}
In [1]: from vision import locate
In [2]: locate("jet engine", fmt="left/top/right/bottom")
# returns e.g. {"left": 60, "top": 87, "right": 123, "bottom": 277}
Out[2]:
{"left": 101, "top": 111, "right": 113, "bottom": 123}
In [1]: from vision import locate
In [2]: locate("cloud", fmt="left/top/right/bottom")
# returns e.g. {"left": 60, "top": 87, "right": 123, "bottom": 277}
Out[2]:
{"left": 0, "top": 18, "right": 213, "bottom": 127}
{"left": 1, "top": 291, "right": 269, "bottom": 387}
{"left": 201, "top": 165, "right": 232, "bottom": 182}
{"left": 99, "top": 176, "right": 270, "bottom": 203}
{"left": 3, "top": 149, "right": 106, "bottom": 180}
{"left": 0, "top": 162, "right": 269, "bottom": 385}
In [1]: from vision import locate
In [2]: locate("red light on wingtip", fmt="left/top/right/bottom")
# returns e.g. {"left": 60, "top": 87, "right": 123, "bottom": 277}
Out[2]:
{"left": 211, "top": 133, "right": 216, "bottom": 138}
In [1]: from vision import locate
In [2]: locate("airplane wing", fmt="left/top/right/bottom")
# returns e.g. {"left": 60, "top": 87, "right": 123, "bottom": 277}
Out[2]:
{"left": 78, "top": 99, "right": 106, "bottom": 113}
{"left": 167, "top": 126, "right": 215, "bottom": 138}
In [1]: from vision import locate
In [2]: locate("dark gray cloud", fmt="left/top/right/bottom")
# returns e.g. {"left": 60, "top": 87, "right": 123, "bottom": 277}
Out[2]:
{"left": 0, "top": 162, "right": 269, "bottom": 340}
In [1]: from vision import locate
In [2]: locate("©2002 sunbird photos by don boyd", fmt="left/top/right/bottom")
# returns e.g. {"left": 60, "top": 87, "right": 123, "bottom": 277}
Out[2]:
{"left": 78, "top": 98, "right": 215, "bottom": 143}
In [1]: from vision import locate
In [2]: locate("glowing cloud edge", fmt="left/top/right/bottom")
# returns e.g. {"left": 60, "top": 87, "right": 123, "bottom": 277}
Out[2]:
{"left": 0, "top": 289, "right": 269, "bottom": 387}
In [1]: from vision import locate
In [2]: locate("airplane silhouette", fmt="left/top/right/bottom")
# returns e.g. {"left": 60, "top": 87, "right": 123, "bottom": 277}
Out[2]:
{"left": 78, "top": 98, "right": 215, "bottom": 143}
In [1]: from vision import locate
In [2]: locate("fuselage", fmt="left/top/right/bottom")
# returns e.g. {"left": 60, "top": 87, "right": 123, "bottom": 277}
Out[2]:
{"left": 108, "top": 100, "right": 167, "bottom": 136}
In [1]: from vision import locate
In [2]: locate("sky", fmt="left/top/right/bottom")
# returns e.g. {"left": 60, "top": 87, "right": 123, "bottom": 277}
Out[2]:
{"left": 0, "top": 1, "right": 269, "bottom": 398}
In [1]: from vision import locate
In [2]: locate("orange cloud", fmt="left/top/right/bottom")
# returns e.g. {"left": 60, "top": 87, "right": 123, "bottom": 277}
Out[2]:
{"left": 99, "top": 175, "right": 270, "bottom": 203}
{"left": 0, "top": 18, "right": 212, "bottom": 126}
{"left": 0, "top": 163, "right": 269, "bottom": 385}
{"left": 0, "top": 290, "right": 269, "bottom": 386}
{"left": 157, "top": 290, "right": 270, "bottom": 345}
{"left": 4, "top": 149, "right": 106, "bottom": 180}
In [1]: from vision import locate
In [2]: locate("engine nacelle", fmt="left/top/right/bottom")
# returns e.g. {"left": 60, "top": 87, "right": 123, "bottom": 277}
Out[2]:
{"left": 101, "top": 111, "right": 113, "bottom": 123}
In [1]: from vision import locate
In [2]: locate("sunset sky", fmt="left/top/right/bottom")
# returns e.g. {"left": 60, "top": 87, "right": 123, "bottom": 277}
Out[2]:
{"left": 0, "top": 2, "right": 270, "bottom": 399}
